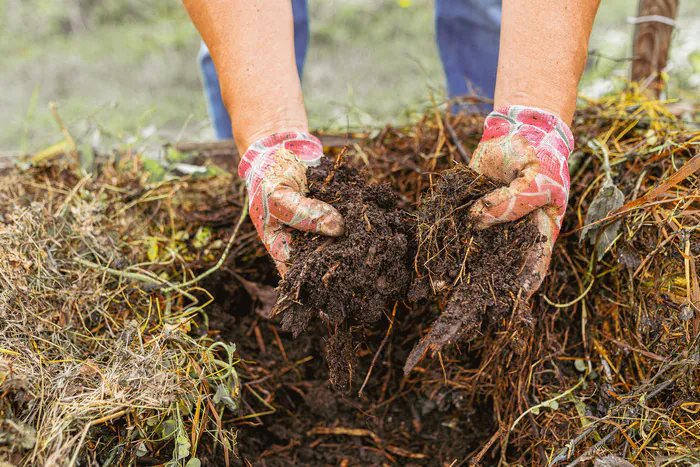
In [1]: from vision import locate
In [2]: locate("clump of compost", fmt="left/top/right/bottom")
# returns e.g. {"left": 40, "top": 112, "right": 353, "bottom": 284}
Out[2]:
{"left": 406, "top": 164, "right": 543, "bottom": 373}
{"left": 275, "top": 156, "right": 413, "bottom": 388}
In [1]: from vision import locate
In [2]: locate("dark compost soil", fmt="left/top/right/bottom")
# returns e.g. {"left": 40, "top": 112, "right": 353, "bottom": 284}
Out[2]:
{"left": 274, "top": 159, "right": 543, "bottom": 385}
{"left": 275, "top": 157, "right": 414, "bottom": 388}
{"left": 205, "top": 298, "right": 496, "bottom": 467}
{"left": 198, "top": 160, "right": 549, "bottom": 466}
{"left": 407, "top": 165, "right": 542, "bottom": 372}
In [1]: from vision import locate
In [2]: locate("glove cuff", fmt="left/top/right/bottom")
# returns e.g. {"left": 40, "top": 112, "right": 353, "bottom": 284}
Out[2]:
{"left": 238, "top": 132, "right": 323, "bottom": 181}
{"left": 481, "top": 106, "right": 574, "bottom": 160}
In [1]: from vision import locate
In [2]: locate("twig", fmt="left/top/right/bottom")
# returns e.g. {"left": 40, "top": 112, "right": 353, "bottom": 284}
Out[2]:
{"left": 548, "top": 378, "right": 677, "bottom": 466}
{"left": 445, "top": 118, "right": 470, "bottom": 164}
{"left": 309, "top": 426, "right": 382, "bottom": 445}
{"left": 73, "top": 256, "right": 196, "bottom": 302}
{"left": 601, "top": 333, "right": 666, "bottom": 362}
{"left": 68, "top": 408, "right": 131, "bottom": 467}
{"left": 542, "top": 276, "right": 595, "bottom": 308}
{"left": 359, "top": 302, "right": 397, "bottom": 397}
{"left": 470, "top": 424, "right": 505, "bottom": 465}
{"left": 563, "top": 429, "right": 619, "bottom": 467}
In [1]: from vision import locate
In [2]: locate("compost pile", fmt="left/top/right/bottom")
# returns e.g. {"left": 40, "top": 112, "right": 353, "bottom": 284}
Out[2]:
{"left": 275, "top": 157, "right": 413, "bottom": 388}
{"left": 1, "top": 88, "right": 699, "bottom": 466}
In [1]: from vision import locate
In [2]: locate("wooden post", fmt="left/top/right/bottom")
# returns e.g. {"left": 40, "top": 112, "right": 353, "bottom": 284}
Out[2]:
{"left": 630, "top": 0, "right": 679, "bottom": 96}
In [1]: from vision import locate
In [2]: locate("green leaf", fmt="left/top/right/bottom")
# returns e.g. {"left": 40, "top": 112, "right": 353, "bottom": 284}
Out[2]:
{"left": 573, "top": 399, "right": 590, "bottom": 427}
{"left": 531, "top": 406, "right": 540, "bottom": 415}
{"left": 185, "top": 459, "right": 202, "bottom": 467}
{"left": 79, "top": 143, "right": 95, "bottom": 175}
{"left": 135, "top": 442, "right": 148, "bottom": 457}
{"left": 574, "top": 359, "right": 587, "bottom": 372}
{"left": 166, "top": 146, "right": 190, "bottom": 164}
{"left": 161, "top": 419, "right": 178, "bottom": 439}
{"left": 175, "top": 434, "right": 191, "bottom": 460}
{"left": 173, "top": 230, "right": 190, "bottom": 241}
{"left": 580, "top": 179, "right": 625, "bottom": 257}
{"left": 142, "top": 157, "right": 166, "bottom": 182}
{"left": 213, "top": 383, "right": 238, "bottom": 412}
{"left": 204, "top": 165, "right": 230, "bottom": 178}
{"left": 545, "top": 400, "right": 559, "bottom": 411}
{"left": 192, "top": 227, "right": 212, "bottom": 249}
{"left": 690, "top": 51, "right": 700, "bottom": 73}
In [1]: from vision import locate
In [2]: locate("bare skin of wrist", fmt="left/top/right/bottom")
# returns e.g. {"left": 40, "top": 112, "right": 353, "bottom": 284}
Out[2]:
{"left": 182, "top": 0, "right": 308, "bottom": 153}
{"left": 494, "top": 0, "right": 601, "bottom": 125}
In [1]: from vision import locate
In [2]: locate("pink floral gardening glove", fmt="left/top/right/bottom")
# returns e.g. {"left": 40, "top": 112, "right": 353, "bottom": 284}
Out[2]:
{"left": 239, "top": 132, "right": 345, "bottom": 275}
{"left": 469, "top": 106, "right": 574, "bottom": 299}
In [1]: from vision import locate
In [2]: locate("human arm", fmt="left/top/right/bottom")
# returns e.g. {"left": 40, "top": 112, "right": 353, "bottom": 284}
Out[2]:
{"left": 182, "top": 0, "right": 308, "bottom": 151}
{"left": 494, "top": 0, "right": 600, "bottom": 125}
{"left": 469, "top": 0, "right": 600, "bottom": 298}
{"left": 182, "top": 0, "right": 344, "bottom": 274}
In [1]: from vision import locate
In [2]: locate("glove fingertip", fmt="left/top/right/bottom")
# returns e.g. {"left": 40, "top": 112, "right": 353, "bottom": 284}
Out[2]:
{"left": 316, "top": 211, "right": 346, "bottom": 237}
{"left": 469, "top": 199, "right": 498, "bottom": 230}
{"left": 275, "top": 260, "right": 290, "bottom": 277}
{"left": 470, "top": 214, "right": 497, "bottom": 231}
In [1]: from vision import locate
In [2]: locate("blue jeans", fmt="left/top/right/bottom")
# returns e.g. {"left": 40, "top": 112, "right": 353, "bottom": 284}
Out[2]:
{"left": 199, "top": 0, "right": 501, "bottom": 140}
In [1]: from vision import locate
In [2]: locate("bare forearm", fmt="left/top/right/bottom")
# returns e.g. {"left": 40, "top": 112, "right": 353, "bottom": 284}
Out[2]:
{"left": 494, "top": 0, "right": 600, "bottom": 124}
{"left": 182, "top": 0, "right": 308, "bottom": 152}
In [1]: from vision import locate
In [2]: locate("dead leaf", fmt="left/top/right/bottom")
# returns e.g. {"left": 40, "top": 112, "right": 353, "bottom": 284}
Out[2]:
{"left": 581, "top": 179, "right": 625, "bottom": 257}
{"left": 593, "top": 454, "right": 634, "bottom": 467}
{"left": 617, "top": 244, "right": 642, "bottom": 270}
{"left": 613, "top": 153, "right": 700, "bottom": 216}
{"left": 233, "top": 273, "right": 277, "bottom": 319}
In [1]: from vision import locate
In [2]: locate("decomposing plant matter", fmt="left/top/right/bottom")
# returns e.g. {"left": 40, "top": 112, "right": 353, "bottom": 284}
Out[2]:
{"left": 406, "top": 165, "right": 542, "bottom": 373}
{"left": 1, "top": 88, "right": 699, "bottom": 466}
{"left": 275, "top": 156, "right": 413, "bottom": 388}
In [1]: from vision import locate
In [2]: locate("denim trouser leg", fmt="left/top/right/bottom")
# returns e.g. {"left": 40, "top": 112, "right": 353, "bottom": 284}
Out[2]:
{"left": 198, "top": 0, "right": 310, "bottom": 140}
{"left": 198, "top": 44, "right": 233, "bottom": 140}
{"left": 435, "top": 0, "right": 502, "bottom": 111}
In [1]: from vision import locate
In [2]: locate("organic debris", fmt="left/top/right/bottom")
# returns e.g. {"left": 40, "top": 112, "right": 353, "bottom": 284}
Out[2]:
{"left": 1, "top": 87, "right": 699, "bottom": 466}
{"left": 226, "top": 89, "right": 699, "bottom": 466}
{"left": 275, "top": 157, "right": 413, "bottom": 388}
{"left": 406, "top": 165, "right": 542, "bottom": 373}
{"left": 0, "top": 161, "right": 244, "bottom": 466}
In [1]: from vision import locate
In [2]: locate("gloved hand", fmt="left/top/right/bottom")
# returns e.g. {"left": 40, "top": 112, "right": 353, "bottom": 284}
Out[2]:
{"left": 469, "top": 106, "right": 574, "bottom": 299}
{"left": 239, "top": 132, "right": 345, "bottom": 275}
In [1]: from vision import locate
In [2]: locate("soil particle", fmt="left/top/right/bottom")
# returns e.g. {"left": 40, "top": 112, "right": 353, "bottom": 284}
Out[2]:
{"left": 406, "top": 165, "right": 542, "bottom": 372}
{"left": 305, "top": 384, "right": 339, "bottom": 418}
{"left": 275, "top": 157, "right": 414, "bottom": 387}
{"left": 209, "top": 304, "right": 496, "bottom": 467}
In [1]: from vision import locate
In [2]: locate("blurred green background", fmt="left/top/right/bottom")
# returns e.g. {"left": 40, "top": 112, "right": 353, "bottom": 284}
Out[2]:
{"left": 1, "top": 0, "right": 698, "bottom": 152}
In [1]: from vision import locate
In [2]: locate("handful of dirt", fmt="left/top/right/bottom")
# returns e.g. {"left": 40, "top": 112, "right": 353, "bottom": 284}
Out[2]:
{"left": 275, "top": 157, "right": 413, "bottom": 388}
{"left": 406, "top": 165, "right": 543, "bottom": 373}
